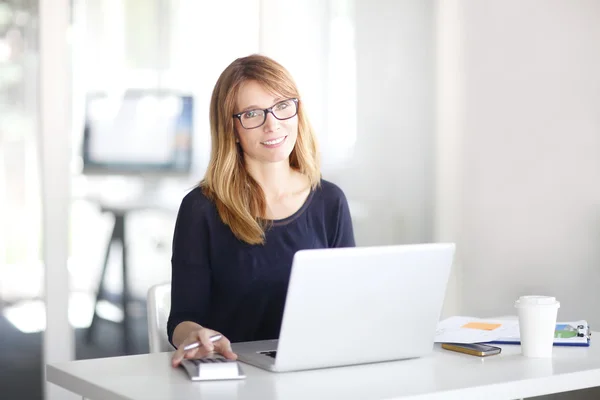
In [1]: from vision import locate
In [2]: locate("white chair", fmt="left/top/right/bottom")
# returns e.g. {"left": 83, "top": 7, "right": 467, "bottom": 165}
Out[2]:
{"left": 147, "top": 282, "right": 173, "bottom": 353}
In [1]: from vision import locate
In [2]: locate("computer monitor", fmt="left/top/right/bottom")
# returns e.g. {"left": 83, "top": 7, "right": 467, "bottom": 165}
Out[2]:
{"left": 82, "top": 89, "right": 194, "bottom": 176}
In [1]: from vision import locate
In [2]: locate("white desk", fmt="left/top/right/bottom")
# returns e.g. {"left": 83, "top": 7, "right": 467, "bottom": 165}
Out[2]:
{"left": 47, "top": 340, "right": 600, "bottom": 400}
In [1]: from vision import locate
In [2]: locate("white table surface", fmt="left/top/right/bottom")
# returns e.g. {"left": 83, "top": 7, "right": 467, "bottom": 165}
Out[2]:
{"left": 47, "top": 339, "right": 600, "bottom": 400}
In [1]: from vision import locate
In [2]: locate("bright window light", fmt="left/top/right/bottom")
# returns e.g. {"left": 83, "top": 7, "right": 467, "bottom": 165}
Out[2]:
{"left": 3, "top": 292, "right": 96, "bottom": 333}
{"left": 0, "top": 40, "right": 11, "bottom": 62}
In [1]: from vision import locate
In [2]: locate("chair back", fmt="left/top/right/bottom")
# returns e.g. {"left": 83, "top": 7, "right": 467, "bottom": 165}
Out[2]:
{"left": 147, "top": 282, "right": 172, "bottom": 353}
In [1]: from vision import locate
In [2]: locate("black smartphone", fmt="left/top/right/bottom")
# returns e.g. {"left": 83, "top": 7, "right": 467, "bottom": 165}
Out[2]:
{"left": 441, "top": 343, "right": 502, "bottom": 357}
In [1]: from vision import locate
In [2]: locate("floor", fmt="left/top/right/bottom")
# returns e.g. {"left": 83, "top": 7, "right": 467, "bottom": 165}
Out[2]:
{"left": 0, "top": 305, "right": 149, "bottom": 400}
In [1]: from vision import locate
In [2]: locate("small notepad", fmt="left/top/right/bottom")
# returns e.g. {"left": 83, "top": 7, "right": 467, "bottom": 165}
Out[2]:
{"left": 462, "top": 322, "right": 502, "bottom": 331}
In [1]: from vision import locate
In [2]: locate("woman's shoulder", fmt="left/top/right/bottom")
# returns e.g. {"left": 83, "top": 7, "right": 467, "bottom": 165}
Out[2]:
{"left": 178, "top": 184, "right": 217, "bottom": 218}
{"left": 315, "top": 179, "right": 349, "bottom": 203}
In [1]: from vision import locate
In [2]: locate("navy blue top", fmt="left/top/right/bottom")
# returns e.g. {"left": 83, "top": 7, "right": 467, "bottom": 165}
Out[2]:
{"left": 167, "top": 179, "right": 355, "bottom": 346}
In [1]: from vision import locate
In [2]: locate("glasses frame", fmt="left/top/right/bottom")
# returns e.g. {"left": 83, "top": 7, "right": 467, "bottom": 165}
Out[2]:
{"left": 232, "top": 98, "right": 299, "bottom": 129}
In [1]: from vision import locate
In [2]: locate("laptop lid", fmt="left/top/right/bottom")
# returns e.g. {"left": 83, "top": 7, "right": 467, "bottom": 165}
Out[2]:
{"left": 274, "top": 243, "right": 455, "bottom": 371}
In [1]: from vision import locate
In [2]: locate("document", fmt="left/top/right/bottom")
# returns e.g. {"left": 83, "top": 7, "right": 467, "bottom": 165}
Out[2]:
{"left": 436, "top": 316, "right": 518, "bottom": 344}
{"left": 489, "top": 320, "right": 591, "bottom": 347}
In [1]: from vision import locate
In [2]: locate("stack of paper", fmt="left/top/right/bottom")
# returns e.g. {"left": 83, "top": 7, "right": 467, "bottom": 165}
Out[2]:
{"left": 436, "top": 316, "right": 591, "bottom": 347}
{"left": 435, "top": 316, "right": 518, "bottom": 344}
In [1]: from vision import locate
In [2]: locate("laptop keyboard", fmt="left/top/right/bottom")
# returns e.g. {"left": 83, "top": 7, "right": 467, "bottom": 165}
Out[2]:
{"left": 259, "top": 350, "right": 277, "bottom": 358}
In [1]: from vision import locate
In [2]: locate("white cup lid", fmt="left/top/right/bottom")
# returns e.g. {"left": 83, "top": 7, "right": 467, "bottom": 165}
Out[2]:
{"left": 515, "top": 295, "right": 560, "bottom": 308}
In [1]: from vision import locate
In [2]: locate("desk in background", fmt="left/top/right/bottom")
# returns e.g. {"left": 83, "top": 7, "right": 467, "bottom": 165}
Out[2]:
{"left": 83, "top": 195, "right": 178, "bottom": 354}
{"left": 47, "top": 339, "right": 600, "bottom": 400}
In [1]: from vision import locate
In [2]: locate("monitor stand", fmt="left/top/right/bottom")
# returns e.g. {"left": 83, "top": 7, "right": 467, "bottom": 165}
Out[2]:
{"left": 85, "top": 199, "right": 134, "bottom": 353}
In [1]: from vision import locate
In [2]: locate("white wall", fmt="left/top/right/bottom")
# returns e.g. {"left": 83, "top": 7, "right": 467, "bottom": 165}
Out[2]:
{"left": 40, "top": 1, "right": 77, "bottom": 399}
{"left": 441, "top": 0, "right": 600, "bottom": 329}
{"left": 336, "top": 0, "right": 436, "bottom": 247}
{"left": 435, "top": 0, "right": 465, "bottom": 318}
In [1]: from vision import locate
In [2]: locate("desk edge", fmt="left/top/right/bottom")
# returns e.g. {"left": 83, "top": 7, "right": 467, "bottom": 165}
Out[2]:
{"left": 47, "top": 364, "right": 134, "bottom": 400}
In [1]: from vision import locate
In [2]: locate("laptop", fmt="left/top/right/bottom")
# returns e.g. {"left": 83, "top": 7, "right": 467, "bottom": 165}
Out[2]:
{"left": 231, "top": 243, "right": 455, "bottom": 372}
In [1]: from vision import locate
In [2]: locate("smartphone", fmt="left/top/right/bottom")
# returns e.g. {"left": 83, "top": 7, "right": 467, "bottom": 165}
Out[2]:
{"left": 441, "top": 343, "right": 502, "bottom": 357}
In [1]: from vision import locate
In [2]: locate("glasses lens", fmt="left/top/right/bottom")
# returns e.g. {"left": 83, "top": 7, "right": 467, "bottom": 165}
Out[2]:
{"left": 240, "top": 110, "right": 265, "bottom": 129}
{"left": 272, "top": 99, "right": 297, "bottom": 120}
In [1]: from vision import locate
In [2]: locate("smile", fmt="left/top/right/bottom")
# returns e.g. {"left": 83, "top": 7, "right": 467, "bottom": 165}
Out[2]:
{"left": 261, "top": 136, "right": 287, "bottom": 146}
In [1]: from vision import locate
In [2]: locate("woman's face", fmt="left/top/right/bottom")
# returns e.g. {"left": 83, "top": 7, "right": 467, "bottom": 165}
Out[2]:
{"left": 234, "top": 80, "right": 298, "bottom": 166}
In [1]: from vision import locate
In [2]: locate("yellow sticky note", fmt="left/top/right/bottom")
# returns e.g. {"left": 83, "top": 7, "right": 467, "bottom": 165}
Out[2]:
{"left": 462, "top": 322, "right": 501, "bottom": 331}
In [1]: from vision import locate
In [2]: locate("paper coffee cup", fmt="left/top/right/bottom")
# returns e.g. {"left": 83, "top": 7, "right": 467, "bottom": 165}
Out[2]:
{"left": 515, "top": 295, "right": 560, "bottom": 358}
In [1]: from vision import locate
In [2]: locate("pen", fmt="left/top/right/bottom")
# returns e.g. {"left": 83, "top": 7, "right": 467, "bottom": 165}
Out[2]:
{"left": 183, "top": 334, "right": 223, "bottom": 351}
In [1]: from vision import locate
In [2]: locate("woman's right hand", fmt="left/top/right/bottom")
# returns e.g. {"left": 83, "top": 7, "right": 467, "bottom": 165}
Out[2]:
{"left": 171, "top": 327, "right": 237, "bottom": 367}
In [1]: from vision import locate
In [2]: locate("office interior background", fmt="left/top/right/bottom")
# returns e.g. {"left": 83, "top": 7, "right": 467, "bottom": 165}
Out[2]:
{"left": 1, "top": 0, "right": 599, "bottom": 399}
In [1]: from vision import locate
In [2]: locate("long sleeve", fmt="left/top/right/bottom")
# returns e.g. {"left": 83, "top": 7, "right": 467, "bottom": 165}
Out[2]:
{"left": 166, "top": 191, "right": 212, "bottom": 346}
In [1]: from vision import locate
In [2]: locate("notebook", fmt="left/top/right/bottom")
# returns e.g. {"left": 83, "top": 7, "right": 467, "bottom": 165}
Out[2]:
{"left": 489, "top": 320, "right": 591, "bottom": 347}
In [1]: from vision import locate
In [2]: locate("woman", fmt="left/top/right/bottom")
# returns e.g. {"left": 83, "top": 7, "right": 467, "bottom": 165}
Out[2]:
{"left": 169, "top": 54, "right": 355, "bottom": 367}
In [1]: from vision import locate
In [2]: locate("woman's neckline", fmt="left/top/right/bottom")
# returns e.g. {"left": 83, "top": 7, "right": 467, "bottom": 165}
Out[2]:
{"left": 263, "top": 187, "right": 316, "bottom": 227}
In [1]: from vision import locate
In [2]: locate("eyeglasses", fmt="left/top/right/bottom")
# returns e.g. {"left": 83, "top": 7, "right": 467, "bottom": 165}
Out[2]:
{"left": 233, "top": 98, "right": 298, "bottom": 129}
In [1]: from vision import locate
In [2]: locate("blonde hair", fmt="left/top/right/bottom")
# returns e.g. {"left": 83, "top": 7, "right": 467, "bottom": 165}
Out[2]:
{"left": 202, "top": 54, "right": 321, "bottom": 245}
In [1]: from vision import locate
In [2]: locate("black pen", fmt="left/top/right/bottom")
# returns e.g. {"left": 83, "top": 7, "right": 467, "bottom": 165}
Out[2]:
{"left": 183, "top": 334, "right": 223, "bottom": 351}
